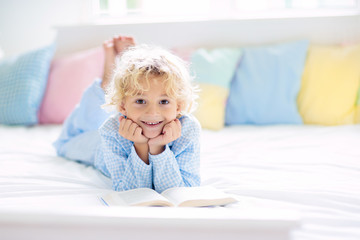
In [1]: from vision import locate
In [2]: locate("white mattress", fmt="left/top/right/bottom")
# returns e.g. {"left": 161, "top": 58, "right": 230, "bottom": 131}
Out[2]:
{"left": 1, "top": 124, "right": 360, "bottom": 240}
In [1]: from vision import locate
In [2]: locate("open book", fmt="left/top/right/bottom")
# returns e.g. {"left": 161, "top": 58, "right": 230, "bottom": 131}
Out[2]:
{"left": 100, "top": 186, "right": 237, "bottom": 207}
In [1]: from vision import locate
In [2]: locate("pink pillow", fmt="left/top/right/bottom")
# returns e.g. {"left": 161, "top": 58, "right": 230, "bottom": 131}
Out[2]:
{"left": 39, "top": 47, "right": 104, "bottom": 124}
{"left": 171, "top": 47, "right": 195, "bottom": 62}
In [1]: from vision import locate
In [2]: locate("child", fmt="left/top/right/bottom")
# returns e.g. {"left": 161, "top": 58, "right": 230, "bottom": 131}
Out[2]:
{"left": 54, "top": 36, "right": 201, "bottom": 193}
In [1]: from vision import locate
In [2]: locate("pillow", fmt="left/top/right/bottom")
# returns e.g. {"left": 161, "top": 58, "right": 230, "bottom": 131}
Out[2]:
{"left": 225, "top": 40, "right": 309, "bottom": 125}
{"left": 356, "top": 89, "right": 360, "bottom": 123}
{"left": 190, "top": 48, "right": 242, "bottom": 130}
{"left": 356, "top": 106, "right": 360, "bottom": 124}
{"left": 0, "top": 44, "right": 55, "bottom": 125}
{"left": 172, "top": 47, "right": 196, "bottom": 62}
{"left": 297, "top": 44, "right": 360, "bottom": 125}
{"left": 39, "top": 47, "right": 104, "bottom": 124}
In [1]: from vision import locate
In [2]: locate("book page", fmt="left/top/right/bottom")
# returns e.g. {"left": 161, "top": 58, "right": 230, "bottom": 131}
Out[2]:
{"left": 102, "top": 188, "right": 174, "bottom": 207}
{"left": 161, "top": 186, "right": 237, "bottom": 207}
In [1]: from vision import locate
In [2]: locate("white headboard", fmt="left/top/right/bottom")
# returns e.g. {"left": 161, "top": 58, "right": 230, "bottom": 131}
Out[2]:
{"left": 54, "top": 15, "right": 360, "bottom": 57}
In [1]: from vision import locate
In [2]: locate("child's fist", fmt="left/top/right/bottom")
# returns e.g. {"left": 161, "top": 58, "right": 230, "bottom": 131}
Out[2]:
{"left": 148, "top": 119, "right": 182, "bottom": 155}
{"left": 118, "top": 116, "right": 148, "bottom": 143}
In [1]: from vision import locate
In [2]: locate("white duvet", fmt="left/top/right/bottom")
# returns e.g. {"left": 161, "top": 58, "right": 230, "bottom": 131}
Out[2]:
{"left": 1, "top": 124, "right": 360, "bottom": 240}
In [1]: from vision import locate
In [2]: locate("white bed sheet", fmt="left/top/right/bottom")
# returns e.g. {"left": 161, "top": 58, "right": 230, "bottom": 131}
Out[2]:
{"left": 1, "top": 124, "right": 360, "bottom": 240}
{"left": 200, "top": 125, "right": 360, "bottom": 240}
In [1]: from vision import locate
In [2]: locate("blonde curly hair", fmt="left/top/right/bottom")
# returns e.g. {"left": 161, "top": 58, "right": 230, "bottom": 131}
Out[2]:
{"left": 103, "top": 44, "right": 198, "bottom": 115}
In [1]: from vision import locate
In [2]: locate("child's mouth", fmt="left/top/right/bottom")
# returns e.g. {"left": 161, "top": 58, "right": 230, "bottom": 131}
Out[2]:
{"left": 142, "top": 121, "right": 163, "bottom": 127}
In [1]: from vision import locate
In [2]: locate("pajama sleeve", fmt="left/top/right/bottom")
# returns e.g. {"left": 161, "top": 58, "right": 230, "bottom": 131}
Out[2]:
{"left": 150, "top": 115, "right": 201, "bottom": 193}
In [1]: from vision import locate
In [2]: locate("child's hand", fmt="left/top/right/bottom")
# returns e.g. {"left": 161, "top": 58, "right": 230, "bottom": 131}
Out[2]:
{"left": 148, "top": 119, "right": 182, "bottom": 155}
{"left": 118, "top": 116, "right": 148, "bottom": 144}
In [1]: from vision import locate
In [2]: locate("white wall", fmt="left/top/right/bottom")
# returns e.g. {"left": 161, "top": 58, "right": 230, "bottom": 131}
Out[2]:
{"left": 1, "top": 0, "right": 360, "bottom": 59}
{"left": 0, "top": 0, "right": 92, "bottom": 58}
{"left": 55, "top": 15, "right": 360, "bottom": 57}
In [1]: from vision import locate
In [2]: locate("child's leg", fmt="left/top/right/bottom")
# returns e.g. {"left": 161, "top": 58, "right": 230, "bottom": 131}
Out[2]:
{"left": 101, "top": 39, "right": 116, "bottom": 90}
{"left": 53, "top": 78, "right": 109, "bottom": 164}
{"left": 54, "top": 36, "right": 135, "bottom": 164}
{"left": 102, "top": 36, "right": 135, "bottom": 90}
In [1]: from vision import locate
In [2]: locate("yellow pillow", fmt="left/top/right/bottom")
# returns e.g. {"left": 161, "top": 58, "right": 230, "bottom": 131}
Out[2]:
{"left": 356, "top": 105, "right": 360, "bottom": 123}
{"left": 356, "top": 89, "right": 360, "bottom": 124}
{"left": 193, "top": 83, "right": 229, "bottom": 131}
{"left": 297, "top": 44, "right": 360, "bottom": 125}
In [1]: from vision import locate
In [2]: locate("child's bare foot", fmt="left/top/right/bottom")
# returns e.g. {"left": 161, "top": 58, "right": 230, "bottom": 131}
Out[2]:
{"left": 101, "top": 36, "right": 136, "bottom": 90}
{"left": 113, "top": 36, "right": 135, "bottom": 55}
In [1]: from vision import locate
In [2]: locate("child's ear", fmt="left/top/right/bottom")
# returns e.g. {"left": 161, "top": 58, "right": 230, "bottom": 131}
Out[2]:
{"left": 119, "top": 101, "right": 127, "bottom": 116}
{"left": 176, "top": 102, "right": 182, "bottom": 115}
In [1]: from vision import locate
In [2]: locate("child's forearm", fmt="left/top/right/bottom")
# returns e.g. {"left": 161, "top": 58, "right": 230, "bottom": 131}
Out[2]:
{"left": 149, "top": 145, "right": 165, "bottom": 155}
{"left": 133, "top": 142, "right": 149, "bottom": 164}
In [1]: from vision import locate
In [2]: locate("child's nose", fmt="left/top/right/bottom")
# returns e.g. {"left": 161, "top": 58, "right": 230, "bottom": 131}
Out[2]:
{"left": 146, "top": 104, "right": 159, "bottom": 115}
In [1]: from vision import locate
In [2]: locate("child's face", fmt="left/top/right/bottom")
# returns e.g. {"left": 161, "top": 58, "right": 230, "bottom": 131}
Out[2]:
{"left": 119, "top": 77, "right": 181, "bottom": 139}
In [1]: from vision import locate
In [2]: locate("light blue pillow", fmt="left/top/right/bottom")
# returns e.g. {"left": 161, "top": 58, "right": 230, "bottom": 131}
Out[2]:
{"left": 225, "top": 40, "right": 309, "bottom": 125}
{"left": 190, "top": 48, "right": 242, "bottom": 88}
{"left": 0, "top": 44, "right": 55, "bottom": 125}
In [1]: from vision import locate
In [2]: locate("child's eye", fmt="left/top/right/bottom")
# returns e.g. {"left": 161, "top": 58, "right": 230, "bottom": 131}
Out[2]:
{"left": 160, "top": 100, "right": 169, "bottom": 105}
{"left": 136, "top": 99, "right": 146, "bottom": 104}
